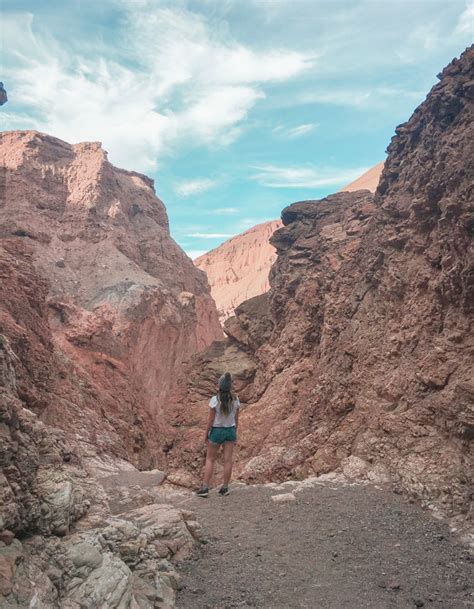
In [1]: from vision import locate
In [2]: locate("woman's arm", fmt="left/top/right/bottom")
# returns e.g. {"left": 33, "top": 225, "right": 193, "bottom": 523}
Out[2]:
{"left": 235, "top": 408, "right": 239, "bottom": 431}
{"left": 205, "top": 408, "right": 216, "bottom": 442}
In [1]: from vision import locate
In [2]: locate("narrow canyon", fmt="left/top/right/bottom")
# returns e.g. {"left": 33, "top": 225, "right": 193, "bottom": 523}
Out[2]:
{"left": 0, "top": 46, "right": 472, "bottom": 608}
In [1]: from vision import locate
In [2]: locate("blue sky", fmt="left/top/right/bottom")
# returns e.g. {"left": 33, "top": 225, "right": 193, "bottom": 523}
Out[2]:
{"left": 1, "top": 0, "right": 472, "bottom": 258}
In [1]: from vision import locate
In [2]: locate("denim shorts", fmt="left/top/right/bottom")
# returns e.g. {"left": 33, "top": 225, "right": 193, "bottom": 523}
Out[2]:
{"left": 208, "top": 426, "right": 237, "bottom": 444}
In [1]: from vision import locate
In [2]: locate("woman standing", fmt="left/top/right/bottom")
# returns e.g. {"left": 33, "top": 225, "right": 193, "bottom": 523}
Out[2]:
{"left": 196, "top": 372, "right": 240, "bottom": 497}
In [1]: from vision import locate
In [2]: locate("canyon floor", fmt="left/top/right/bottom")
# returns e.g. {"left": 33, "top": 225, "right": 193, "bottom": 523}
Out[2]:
{"left": 169, "top": 479, "right": 473, "bottom": 609}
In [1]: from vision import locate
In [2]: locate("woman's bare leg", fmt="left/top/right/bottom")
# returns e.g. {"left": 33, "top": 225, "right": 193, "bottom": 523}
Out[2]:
{"left": 222, "top": 441, "right": 235, "bottom": 487}
{"left": 203, "top": 442, "right": 219, "bottom": 487}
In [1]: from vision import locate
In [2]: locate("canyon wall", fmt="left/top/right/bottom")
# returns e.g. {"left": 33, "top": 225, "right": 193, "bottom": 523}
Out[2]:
{"left": 195, "top": 164, "right": 383, "bottom": 323}
{"left": 0, "top": 132, "right": 222, "bottom": 606}
{"left": 0, "top": 239, "right": 206, "bottom": 607}
{"left": 171, "top": 47, "right": 473, "bottom": 518}
{"left": 0, "top": 131, "right": 222, "bottom": 473}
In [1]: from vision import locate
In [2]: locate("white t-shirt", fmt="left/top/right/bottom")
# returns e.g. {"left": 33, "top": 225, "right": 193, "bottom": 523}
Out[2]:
{"left": 209, "top": 394, "right": 240, "bottom": 428}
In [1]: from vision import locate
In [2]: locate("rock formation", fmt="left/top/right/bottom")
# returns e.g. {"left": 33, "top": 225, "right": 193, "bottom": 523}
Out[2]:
{"left": 0, "top": 242, "right": 204, "bottom": 606}
{"left": 171, "top": 47, "right": 473, "bottom": 519}
{"left": 0, "top": 83, "right": 7, "bottom": 106}
{"left": 0, "top": 131, "right": 222, "bottom": 471}
{"left": 195, "top": 164, "right": 383, "bottom": 323}
{"left": 0, "top": 132, "right": 221, "bottom": 606}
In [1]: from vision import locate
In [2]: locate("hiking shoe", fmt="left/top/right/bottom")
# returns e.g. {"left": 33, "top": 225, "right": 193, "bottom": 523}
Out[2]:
{"left": 218, "top": 486, "right": 230, "bottom": 496}
{"left": 196, "top": 486, "right": 209, "bottom": 498}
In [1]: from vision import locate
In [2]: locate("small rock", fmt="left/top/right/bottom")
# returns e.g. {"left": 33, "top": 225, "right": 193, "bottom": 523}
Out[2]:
{"left": 271, "top": 493, "right": 296, "bottom": 503}
{"left": 46, "top": 566, "right": 63, "bottom": 583}
{"left": 378, "top": 578, "right": 401, "bottom": 590}
{"left": 0, "top": 530, "right": 15, "bottom": 546}
{"left": 413, "top": 600, "right": 425, "bottom": 607}
{"left": 68, "top": 541, "right": 103, "bottom": 569}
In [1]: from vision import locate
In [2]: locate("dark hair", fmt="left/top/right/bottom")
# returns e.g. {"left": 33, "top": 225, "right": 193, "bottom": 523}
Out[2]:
{"left": 218, "top": 372, "right": 235, "bottom": 416}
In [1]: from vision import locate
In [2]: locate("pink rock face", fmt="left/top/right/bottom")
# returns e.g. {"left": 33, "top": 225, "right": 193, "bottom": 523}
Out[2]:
{"left": 171, "top": 47, "right": 474, "bottom": 518}
{"left": 195, "top": 166, "right": 383, "bottom": 324}
{"left": 195, "top": 220, "right": 283, "bottom": 323}
{"left": 340, "top": 162, "right": 384, "bottom": 192}
{"left": 0, "top": 131, "right": 222, "bottom": 469}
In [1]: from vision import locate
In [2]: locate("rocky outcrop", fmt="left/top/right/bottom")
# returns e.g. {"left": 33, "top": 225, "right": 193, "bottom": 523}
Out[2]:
{"left": 0, "top": 83, "right": 7, "bottom": 106}
{"left": 0, "top": 264, "right": 201, "bottom": 606}
{"left": 0, "top": 131, "right": 222, "bottom": 472}
{"left": 195, "top": 166, "right": 383, "bottom": 324}
{"left": 172, "top": 47, "right": 473, "bottom": 519}
{"left": 0, "top": 496, "right": 201, "bottom": 607}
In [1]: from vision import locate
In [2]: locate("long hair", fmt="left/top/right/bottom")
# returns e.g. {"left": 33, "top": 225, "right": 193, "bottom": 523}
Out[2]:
{"left": 217, "top": 372, "right": 236, "bottom": 416}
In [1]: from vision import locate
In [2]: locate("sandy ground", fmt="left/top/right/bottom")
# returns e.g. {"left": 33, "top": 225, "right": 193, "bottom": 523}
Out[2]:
{"left": 173, "top": 481, "right": 473, "bottom": 609}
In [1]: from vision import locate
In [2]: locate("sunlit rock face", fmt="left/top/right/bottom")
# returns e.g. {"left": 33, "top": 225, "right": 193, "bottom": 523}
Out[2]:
{"left": 172, "top": 47, "right": 474, "bottom": 518}
{"left": 194, "top": 220, "right": 283, "bottom": 323}
{"left": 340, "top": 162, "right": 384, "bottom": 193}
{"left": 0, "top": 130, "right": 222, "bottom": 471}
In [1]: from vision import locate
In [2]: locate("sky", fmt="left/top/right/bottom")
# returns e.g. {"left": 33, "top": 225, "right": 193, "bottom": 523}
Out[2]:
{"left": 1, "top": 0, "right": 473, "bottom": 258}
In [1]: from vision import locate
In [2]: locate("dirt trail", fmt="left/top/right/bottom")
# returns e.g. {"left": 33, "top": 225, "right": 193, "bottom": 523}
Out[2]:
{"left": 171, "top": 480, "right": 473, "bottom": 609}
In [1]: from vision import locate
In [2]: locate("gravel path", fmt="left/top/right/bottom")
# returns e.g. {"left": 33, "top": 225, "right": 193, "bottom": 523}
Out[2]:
{"left": 174, "top": 481, "right": 473, "bottom": 609}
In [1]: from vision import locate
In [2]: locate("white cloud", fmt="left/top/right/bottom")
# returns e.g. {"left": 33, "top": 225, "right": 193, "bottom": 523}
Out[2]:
{"left": 287, "top": 86, "right": 427, "bottom": 109}
{"left": 0, "top": 111, "right": 38, "bottom": 130}
{"left": 187, "top": 232, "right": 234, "bottom": 238}
{"left": 178, "top": 86, "right": 265, "bottom": 146}
{"left": 2, "top": 7, "right": 313, "bottom": 171}
{"left": 273, "top": 122, "right": 319, "bottom": 138}
{"left": 174, "top": 178, "right": 218, "bottom": 196}
{"left": 285, "top": 123, "right": 319, "bottom": 138}
{"left": 124, "top": 5, "right": 314, "bottom": 86}
{"left": 455, "top": 4, "right": 474, "bottom": 34}
{"left": 251, "top": 164, "right": 369, "bottom": 189}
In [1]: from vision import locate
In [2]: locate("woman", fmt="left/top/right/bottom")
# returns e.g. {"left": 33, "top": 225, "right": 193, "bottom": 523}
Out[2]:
{"left": 196, "top": 372, "right": 240, "bottom": 497}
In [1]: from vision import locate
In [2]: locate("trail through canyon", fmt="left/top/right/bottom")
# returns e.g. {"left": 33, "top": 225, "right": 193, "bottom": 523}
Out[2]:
{"left": 1, "top": 47, "right": 472, "bottom": 609}
{"left": 171, "top": 479, "right": 473, "bottom": 609}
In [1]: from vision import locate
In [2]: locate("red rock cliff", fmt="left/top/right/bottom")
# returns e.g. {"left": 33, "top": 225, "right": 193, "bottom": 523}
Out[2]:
{"left": 0, "top": 131, "right": 222, "bottom": 471}
{"left": 0, "top": 240, "right": 203, "bottom": 608}
{"left": 171, "top": 47, "right": 473, "bottom": 517}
